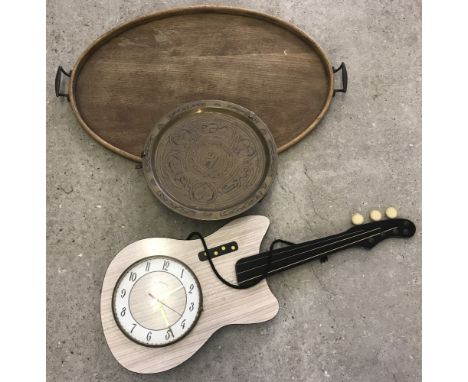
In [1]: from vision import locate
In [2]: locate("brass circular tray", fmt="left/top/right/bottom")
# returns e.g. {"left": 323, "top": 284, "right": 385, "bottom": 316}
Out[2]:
{"left": 142, "top": 100, "right": 277, "bottom": 220}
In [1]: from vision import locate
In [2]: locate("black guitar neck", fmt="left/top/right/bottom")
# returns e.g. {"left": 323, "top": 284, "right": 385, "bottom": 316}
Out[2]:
{"left": 235, "top": 218, "right": 416, "bottom": 285}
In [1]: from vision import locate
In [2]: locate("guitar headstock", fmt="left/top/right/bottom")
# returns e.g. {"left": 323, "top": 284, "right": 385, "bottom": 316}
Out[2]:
{"left": 345, "top": 208, "right": 416, "bottom": 249}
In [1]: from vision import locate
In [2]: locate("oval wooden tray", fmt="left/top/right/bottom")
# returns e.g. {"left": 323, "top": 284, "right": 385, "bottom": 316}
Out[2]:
{"left": 142, "top": 100, "right": 277, "bottom": 220}
{"left": 64, "top": 6, "right": 346, "bottom": 161}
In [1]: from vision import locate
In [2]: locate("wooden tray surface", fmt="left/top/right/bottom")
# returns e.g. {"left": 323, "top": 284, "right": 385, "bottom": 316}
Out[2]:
{"left": 69, "top": 6, "right": 335, "bottom": 161}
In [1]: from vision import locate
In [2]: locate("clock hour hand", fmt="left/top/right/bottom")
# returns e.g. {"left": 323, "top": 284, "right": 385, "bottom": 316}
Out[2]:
{"left": 148, "top": 292, "right": 157, "bottom": 300}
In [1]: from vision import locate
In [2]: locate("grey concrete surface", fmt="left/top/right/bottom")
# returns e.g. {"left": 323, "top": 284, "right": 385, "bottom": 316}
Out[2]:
{"left": 46, "top": 1, "right": 421, "bottom": 381}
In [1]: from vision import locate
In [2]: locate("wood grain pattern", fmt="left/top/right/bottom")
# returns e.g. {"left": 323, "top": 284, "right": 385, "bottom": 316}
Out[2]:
{"left": 100, "top": 215, "right": 279, "bottom": 373}
{"left": 69, "top": 6, "right": 334, "bottom": 162}
{"left": 142, "top": 100, "right": 277, "bottom": 220}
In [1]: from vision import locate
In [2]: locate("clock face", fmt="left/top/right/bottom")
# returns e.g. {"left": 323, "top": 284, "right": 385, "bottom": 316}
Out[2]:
{"left": 112, "top": 256, "right": 202, "bottom": 347}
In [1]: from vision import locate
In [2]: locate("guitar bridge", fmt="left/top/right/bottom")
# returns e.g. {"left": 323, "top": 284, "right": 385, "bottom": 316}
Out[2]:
{"left": 198, "top": 241, "right": 238, "bottom": 261}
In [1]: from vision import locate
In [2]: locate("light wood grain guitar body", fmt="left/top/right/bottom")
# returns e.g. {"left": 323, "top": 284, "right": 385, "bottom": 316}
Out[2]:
{"left": 101, "top": 216, "right": 279, "bottom": 374}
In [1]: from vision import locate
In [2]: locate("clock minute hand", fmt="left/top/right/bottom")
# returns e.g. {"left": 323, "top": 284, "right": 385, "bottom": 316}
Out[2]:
{"left": 148, "top": 292, "right": 182, "bottom": 316}
{"left": 158, "top": 300, "right": 182, "bottom": 316}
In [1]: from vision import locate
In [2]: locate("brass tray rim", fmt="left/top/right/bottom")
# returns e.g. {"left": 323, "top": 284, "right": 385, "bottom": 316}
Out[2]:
{"left": 67, "top": 5, "right": 334, "bottom": 162}
{"left": 142, "top": 100, "right": 278, "bottom": 221}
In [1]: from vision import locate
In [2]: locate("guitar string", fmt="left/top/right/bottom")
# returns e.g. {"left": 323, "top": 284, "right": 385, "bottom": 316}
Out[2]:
{"left": 188, "top": 225, "right": 396, "bottom": 290}
{"left": 236, "top": 227, "right": 369, "bottom": 265}
{"left": 237, "top": 226, "right": 397, "bottom": 285}
{"left": 236, "top": 227, "right": 382, "bottom": 272}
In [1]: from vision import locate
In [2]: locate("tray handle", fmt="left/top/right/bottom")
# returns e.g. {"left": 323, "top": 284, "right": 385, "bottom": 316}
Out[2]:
{"left": 55, "top": 66, "right": 71, "bottom": 100}
{"left": 332, "top": 62, "right": 348, "bottom": 97}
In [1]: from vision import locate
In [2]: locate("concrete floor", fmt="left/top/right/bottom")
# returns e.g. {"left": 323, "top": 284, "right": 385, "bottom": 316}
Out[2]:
{"left": 46, "top": 1, "right": 421, "bottom": 381}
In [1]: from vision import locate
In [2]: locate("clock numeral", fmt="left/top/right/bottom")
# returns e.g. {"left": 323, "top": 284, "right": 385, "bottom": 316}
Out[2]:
{"left": 130, "top": 323, "right": 136, "bottom": 333}
{"left": 120, "top": 307, "right": 126, "bottom": 317}
{"left": 145, "top": 262, "right": 150, "bottom": 272}
{"left": 147, "top": 331, "right": 152, "bottom": 341}
{"left": 129, "top": 272, "right": 137, "bottom": 282}
{"left": 165, "top": 328, "right": 174, "bottom": 340}
{"left": 180, "top": 268, "right": 184, "bottom": 278}
{"left": 120, "top": 289, "right": 126, "bottom": 298}
{"left": 189, "top": 302, "right": 195, "bottom": 312}
{"left": 189, "top": 284, "right": 194, "bottom": 294}
{"left": 162, "top": 260, "right": 170, "bottom": 271}
{"left": 181, "top": 319, "right": 186, "bottom": 329}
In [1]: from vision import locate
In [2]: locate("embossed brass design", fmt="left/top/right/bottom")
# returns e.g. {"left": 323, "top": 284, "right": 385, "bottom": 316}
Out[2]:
{"left": 143, "top": 100, "right": 277, "bottom": 220}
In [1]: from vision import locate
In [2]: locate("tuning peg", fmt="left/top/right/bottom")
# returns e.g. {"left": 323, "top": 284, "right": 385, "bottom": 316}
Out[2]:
{"left": 385, "top": 207, "right": 398, "bottom": 219}
{"left": 351, "top": 213, "right": 364, "bottom": 225}
{"left": 369, "top": 210, "right": 382, "bottom": 221}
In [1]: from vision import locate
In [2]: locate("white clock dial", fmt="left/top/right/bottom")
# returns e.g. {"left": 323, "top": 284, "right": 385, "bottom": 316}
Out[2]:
{"left": 113, "top": 256, "right": 202, "bottom": 347}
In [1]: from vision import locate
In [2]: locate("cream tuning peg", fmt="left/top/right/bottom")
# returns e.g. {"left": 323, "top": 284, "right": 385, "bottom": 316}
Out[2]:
{"left": 351, "top": 213, "right": 364, "bottom": 225}
{"left": 369, "top": 210, "right": 382, "bottom": 221}
{"left": 385, "top": 207, "right": 398, "bottom": 219}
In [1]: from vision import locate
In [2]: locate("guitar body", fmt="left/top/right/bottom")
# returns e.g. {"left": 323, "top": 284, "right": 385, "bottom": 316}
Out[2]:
{"left": 100, "top": 216, "right": 279, "bottom": 374}
{"left": 101, "top": 211, "right": 415, "bottom": 374}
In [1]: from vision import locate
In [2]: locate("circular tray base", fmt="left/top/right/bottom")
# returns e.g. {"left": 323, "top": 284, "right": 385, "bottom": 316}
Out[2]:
{"left": 142, "top": 100, "right": 277, "bottom": 220}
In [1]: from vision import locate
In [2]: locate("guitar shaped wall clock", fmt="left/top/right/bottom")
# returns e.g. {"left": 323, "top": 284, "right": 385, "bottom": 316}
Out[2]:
{"left": 100, "top": 209, "right": 415, "bottom": 373}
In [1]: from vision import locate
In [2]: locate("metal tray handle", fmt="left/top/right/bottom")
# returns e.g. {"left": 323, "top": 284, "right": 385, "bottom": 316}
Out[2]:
{"left": 333, "top": 62, "right": 348, "bottom": 96}
{"left": 55, "top": 66, "right": 71, "bottom": 100}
